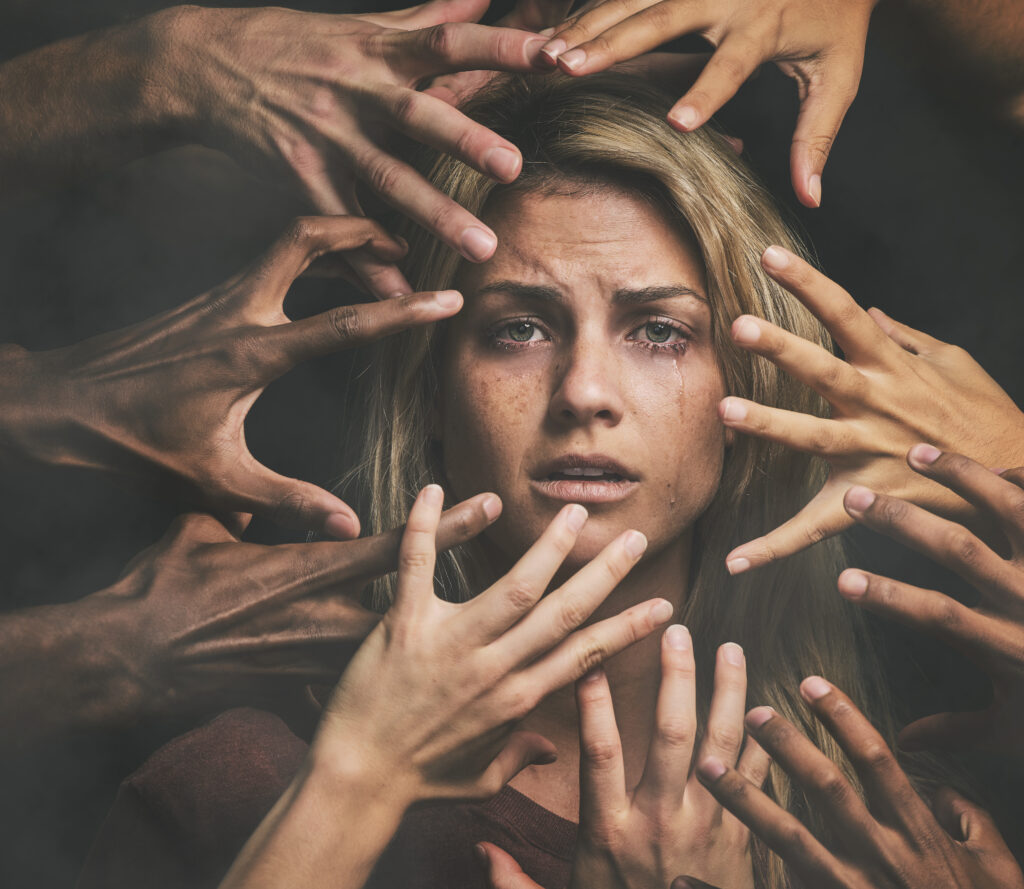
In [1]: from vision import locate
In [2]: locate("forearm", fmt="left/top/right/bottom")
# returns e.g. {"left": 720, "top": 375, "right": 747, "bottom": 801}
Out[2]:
{"left": 0, "top": 7, "right": 195, "bottom": 200}
{"left": 219, "top": 752, "right": 411, "bottom": 889}
{"left": 0, "top": 594, "right": 144, "bottom": 750}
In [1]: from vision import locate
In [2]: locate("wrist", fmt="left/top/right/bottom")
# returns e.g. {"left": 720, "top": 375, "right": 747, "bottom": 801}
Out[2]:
{"left": 308, "top": 734, "right": 421, "bottom": 815}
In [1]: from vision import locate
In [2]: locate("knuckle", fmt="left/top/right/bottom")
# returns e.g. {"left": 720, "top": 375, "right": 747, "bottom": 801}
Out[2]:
{"left": 947, "top": 527, "right": 983, "bottom": 569}
{"left": 875, "top": 496, "right": 911, "bottom": 526}
{"left": 272, "top": 491, "right": 310, "bottom": 527}
{"left": 362, "top": 154, "right": 406, "bottom": 198}
{"left": 390, "top": 89, "right": 420, "bottom": 126}
{"left": 502, "top": 579, "right": 539, "bottom": 615}
{"left": 422, "top": 22, "right": 456, "bottom": 59}
{"left": 815, "top": 766, "right": 852, "bottom": 806}
{"left": 708, "top": 724, "right": 744, "bottom": 753}
{"left": 328, "top": 305, "right": 363, "bottom": 343}
{"left": 399, "top": 549, "right": 434, "bottom": 572}
{"left": 284, "top": 216, "right": 321, "bottom": 249}
{"left": 712, "top": 52, "right": 751, "bottom": 89}
{"left": 658, "top": 715, "right": 696, "bottom": 750}
{"left": 582, "top": 736, "right": 622, "bottom": 768}
{"left": 853, "top": 740, "right": 893, "bottom": 772}
{"left": 556, "top": 595, "right": 591, "bottom": 635}
{"left": 574, "top": 639, "right": 610, "bottom": 676}
{"left": 929, "top": 597, "right": 963, "bottom": 633}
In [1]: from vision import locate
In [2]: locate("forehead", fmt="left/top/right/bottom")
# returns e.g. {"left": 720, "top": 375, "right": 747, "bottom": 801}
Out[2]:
{"left": 457, "top": 187, "right": 708, "bottom": 298}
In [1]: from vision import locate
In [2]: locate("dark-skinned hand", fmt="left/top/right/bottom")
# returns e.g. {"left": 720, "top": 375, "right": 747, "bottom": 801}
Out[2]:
{"left": 839, "top": 447, "right": 1024, "bottom": 756}
{"left": 697, "top": 678, "right": 1024, "bottom": 889}
{"left": 0, "top": 215, "right": 463, "bottom": 538}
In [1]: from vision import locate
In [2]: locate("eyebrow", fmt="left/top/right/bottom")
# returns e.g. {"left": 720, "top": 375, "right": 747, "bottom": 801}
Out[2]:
{"left": 475, "top": 281, "right": 707, "bottom": 305}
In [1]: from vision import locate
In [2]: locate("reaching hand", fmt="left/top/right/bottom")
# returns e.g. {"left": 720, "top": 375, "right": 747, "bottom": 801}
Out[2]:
{"left": 66, "top": 492, "right": 498, "bottom": 730}
{"left": 838, "top": 447, "right": 1024, "bottom": 756}
{"left": 719, "top": 245, "right": 1024, "bottom": 574}
{"left": 0, "top": 216, "right": 462, "bottom": 537}
{"left": 697, "top": 678, "right": 1024, "bottom": 889}
{"left": 315, "top": 487, "right": 673, "bottom": 804}
{"left": 537, "top": 0, "right": 878, "bottom": 207}
{"left": 161, "top": 0, "right": 550, "bottom": 296}
{"left": 479, "top": 631, "right": 770, "bottom": 889}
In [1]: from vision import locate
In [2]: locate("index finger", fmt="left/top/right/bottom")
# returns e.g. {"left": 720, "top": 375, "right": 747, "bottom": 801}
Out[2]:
{"left": 759, "top": 246, "right": 895, "bottom": 366}
{"left": 394, "top": 484, "right": 445, "bottom": 608}
{"left": 391, "top": 23, "right": 548, "bottom": 76}
{"left": 576, "top": 668, "right": 628, "bottom": 825}
{"left": 263, "top": 289, "right": 462, "bottom": 372}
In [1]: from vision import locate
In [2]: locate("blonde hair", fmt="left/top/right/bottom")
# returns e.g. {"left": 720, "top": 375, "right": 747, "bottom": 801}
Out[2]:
{"left": 343, "top": 74, "right": 929, "bottom": 887}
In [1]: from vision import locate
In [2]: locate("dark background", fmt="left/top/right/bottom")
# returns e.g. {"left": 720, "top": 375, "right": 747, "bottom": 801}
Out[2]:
{"left": 0, "top": 0, "right": 1022, "bottom": 885}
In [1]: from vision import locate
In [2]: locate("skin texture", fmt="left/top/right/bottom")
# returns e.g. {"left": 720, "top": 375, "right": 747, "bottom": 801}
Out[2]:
{"left": 218, "top": 486, "right": 673, "bottom": 889}
{"left": 478, "top": 631, "right": 772, "bottom": 889}
{"left": 441, "top": 187, "right": 728, "bottom": 571}
{"left": 0, "top": 216, "right": 464, "bottom": 540}
{"left": 0, "top": 0, "right": 553, "bottom": 295}
{"left": 537, "top": 0, "right": 878, "bottom": 207}
{"left": 0, "top": 492, "right": 500, "bottom": 751}
{"left": 696, "top": 678, "right": 1024, "bottom": 889}
{"left": 839, "top": 448, "right": 1024, "bottom": 756}
{"left": 719, "top": 245, "right": 1024, "bottom": 574}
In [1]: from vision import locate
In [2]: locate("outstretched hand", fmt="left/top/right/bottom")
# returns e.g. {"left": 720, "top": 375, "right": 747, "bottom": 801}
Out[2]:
{"left": 838, "top": 448, "right": 1024, "bottom": 756}
{"left": 317, "top": 487, "right": 673, "bottom": 804}
{"left": 163, "top": 0, "right": 551, "bottom": 295}
{"left": 0, "top": 216, "right": 463, "bottom": 537}
{"left": 537, "top": 0, "right": 878, "bottom": 206}
{"left": 720, "top": 245, "right": 1024, "bottom": 574}
{"left": 697, "top": 678, "right": 1024, "bottom": 889}
{"left": 479, "top": 632, "right": 770, "bottom": 889}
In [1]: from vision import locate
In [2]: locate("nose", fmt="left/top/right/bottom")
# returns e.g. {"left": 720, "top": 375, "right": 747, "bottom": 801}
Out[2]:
{"left": 547, "top": 340, "right": 625, "bottom": 427}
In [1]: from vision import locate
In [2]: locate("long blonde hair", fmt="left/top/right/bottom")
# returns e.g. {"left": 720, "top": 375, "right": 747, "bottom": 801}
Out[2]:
{"left": 344, "top": 74, "right": 917, "bottom": 887}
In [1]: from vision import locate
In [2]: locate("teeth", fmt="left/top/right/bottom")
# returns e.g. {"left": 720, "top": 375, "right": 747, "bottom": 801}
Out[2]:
{"left": 562, "top": 467, "right": 608, "bottom": 477}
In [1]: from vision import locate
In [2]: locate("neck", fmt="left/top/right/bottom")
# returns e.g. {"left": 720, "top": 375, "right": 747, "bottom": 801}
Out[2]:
{"left": 509, "top": 535, "right": 691, "bottom": 820}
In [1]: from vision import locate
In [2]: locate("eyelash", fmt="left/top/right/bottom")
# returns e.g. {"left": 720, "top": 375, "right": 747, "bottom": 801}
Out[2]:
{"left": 486, "top": 316, "right": 692, "bottom": 353}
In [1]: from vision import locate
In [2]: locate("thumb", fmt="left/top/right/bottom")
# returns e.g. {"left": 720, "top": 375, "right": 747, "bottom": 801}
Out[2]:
{"left": 473, "top": 731, "right": 558, "bottom": 800}
{"left": 789, "top": 61, "right": 861, "bottom": 208}
{"left": 476, "top": 841, "right": 547, "bottom": 889}
{"left": 931, "top": 787, "right": 1017, "bottom": 861}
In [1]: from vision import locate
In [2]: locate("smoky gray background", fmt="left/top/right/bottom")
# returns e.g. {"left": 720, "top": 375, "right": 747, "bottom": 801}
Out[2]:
{"left": 0, "top": 0, "right": 1022, "bottom": 885}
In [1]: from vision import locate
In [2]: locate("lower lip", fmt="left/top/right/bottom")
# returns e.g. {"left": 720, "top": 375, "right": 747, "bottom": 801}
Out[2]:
{"left": 530, "top": 478, "right": 639, "bottom": 504}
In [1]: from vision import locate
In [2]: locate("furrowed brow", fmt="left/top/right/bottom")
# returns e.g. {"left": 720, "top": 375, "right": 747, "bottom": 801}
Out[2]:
{"left": 613, "top": 285, "right": 706, "bottom": 305}
{"left": 473, "top": 281, "right": 564, "bottom": 303}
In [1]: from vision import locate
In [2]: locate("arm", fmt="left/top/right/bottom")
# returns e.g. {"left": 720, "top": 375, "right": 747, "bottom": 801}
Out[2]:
{"left": 0, "top": 494, "right": 496, "bottom": 751}
{"left": 220, "top": 487, "right": 673, "bottom": 889}
{"left": 0, "top": 216, "right": 453, "bottom": 538}
{"left": 0, "top": 1, "right": 550, "bottom": 294}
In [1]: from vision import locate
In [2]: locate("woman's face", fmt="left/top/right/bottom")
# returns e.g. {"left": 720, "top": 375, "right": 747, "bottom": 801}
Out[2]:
{"left": 439, "top": 186, "right": 728, "bottom": 568}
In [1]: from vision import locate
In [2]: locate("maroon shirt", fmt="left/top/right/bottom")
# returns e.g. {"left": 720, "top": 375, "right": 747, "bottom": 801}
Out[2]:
{"left": 78, "top": 708, "right": 576, "bottom": 889}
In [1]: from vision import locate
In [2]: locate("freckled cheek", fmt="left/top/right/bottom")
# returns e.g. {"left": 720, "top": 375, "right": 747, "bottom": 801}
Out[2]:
{"left": 440, "top": 358, "right": 541, "bottom": 500}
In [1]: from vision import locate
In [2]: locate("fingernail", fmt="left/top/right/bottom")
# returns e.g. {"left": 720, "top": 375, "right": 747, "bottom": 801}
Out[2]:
{"left": 722, "top": 641, "right": 744, "bottom": 666}
{"left": 540, "top": 38, "right": 566, "bottom": 62}
{"left": 483, "top": 146, "right": 521, "bottom": 182}
{"left": 539, "top": 27, "right": 556, "bottom": 37}
{"left": 726, "top": 556, "right": 751, "bottom": 576}
{"left": 435, "top": 290, "right": 462, "bottom": 309}
{"left": 844, "top": 486, "right": 876, "bottom": 514}
{"left": 650, "top": 599, "right": 674, "bottom": 623}
{"left": 559, "top": 48, "right": 586, "bottom": 70}
{"left": 324, "top": 512, "right": 359, "bottom": 539}
{"left": 808, "top": 174, "right": 822, "bottom": 207}
{"left": 745, "top": 706, "right": 775, "bottom": 729}
{"left": 909, "top": 443, "right": 941, "bottom": 466}
{"left": 582, "top": 667, "right": 604, "bottom": 683}
{"left": 666, "top": 623, "right": 691, "bottom": 651}
{"left": 838, "top": 568, "right": 868, "bottom": 599}
{"left": 761, "top": 245, "right": 790, "bottom": 271}
{"left": 565, "top": 503, "right": 588, "bottom": 533}
{"left": 624, "top": 529, "right": 648, "bottom": 559}
{"left": 669, "top": 105, "right": 699, "bottom": 130}
{"left": 524, "top": 36, "right": 548, "bottom": 63}
{"left": 697, "top": 755, "right": 727, "bottom": 781}
{"left": 721, "top": 398, "right": 748, "bottom": 423}
{"left": 533, "top": 749, "right": 558, "bottom": 765}
{"left": 801, "top": 675, "right": 831, "bottom": 701}
{"left": 482, "top": 494, "right": 501, "bottom": 522}
{"left": 474, "top": 843, "right": 488, "bottom": 868}
{"left": 732, "top": 316, "right": 761, "bottom": 345}
{"left": 422, "top": 483, "right": 444, "bottom": 507}
{"left": 460, "top": 226, "right": 497, "bottom": 262}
